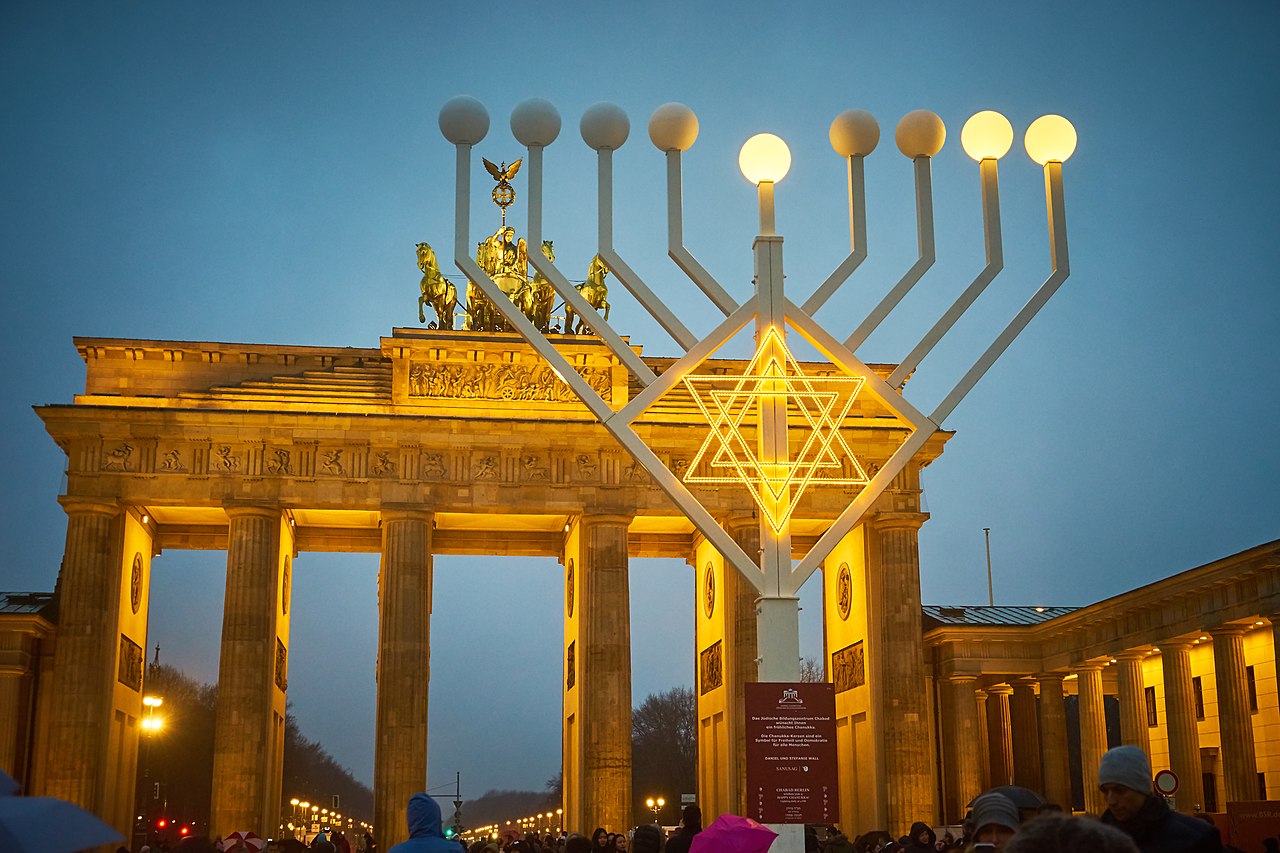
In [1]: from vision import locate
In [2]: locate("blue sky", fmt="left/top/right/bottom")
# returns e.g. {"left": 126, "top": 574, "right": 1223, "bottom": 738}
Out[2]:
{"left": 3, "top": 2, "right": 1278, "bottom": 802}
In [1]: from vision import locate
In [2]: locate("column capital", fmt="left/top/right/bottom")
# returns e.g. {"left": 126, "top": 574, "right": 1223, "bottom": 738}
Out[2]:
{"left": 223, "top": 502, "right": 281, "bottom": 520}
{"left": 1036, "top": 671, "right": 1067, "bottom": 684}
{"left": 870, "top": 511, "right": 929, "bottom": 531}
{"left": 1074, "top": 661, "right": 1106, "bottom": 673}
{"left": 1113, "top": 650, "right": 1149, "bottom": 662}
{"left": 379, "top": 504, "right": 433, "bottom": 523}
{"left": 987, "top": 684, "right": 1014, "bottom": 696}
{"left": 947, "top": 673, "right": 979, "bottom": 685}
{"left": 1160, "top": 638, "right": 1196, "bottom": 652}
{"left": 57, "top": 496, "right": 119, "bottom": 517}
{"left": 1209, "top": 624, "right": 1251, "bottom": 638}
{"left": 720, "top": 514, "right": 758, "bottom": 535}
{"left": 579, "top": 513, "right": 634, "bottom": 528}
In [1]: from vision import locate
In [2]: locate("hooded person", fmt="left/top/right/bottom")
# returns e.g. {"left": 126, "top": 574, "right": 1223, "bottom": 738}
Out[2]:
{"left": 387, "top": 792, "right": 460, "bottom": 853}
{"left": 903, "top": 822, "right": 936, "bottom": 853}
{"left": 663, "top": 805, "right": 701, "bottom": 853}
{"left": 1097, "top": 745, "right": 1223, "bottom": 853}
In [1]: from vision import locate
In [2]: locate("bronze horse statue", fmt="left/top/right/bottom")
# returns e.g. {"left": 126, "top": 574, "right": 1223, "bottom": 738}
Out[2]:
{"left": 416, "top": 242, "right": 457, "bottom": 329}
{"left": 564, "top": 254, "right": 611, "bottom": 334}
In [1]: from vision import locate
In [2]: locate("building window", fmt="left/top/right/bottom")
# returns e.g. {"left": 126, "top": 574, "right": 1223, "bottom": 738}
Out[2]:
{"left": 1246, "top": 665, "right": 1258, "bottom": 713}
{"left": 1145, "top": 685, "right": 1158, "bottom": 727}
{"left": 1192, "top": 676, "right": 1205, "bottom": 720}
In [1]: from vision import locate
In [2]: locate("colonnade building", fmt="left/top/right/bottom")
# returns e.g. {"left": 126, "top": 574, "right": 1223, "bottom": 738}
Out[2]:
{"left": 0, "top": 330, "right": 1275, "bottom": 845}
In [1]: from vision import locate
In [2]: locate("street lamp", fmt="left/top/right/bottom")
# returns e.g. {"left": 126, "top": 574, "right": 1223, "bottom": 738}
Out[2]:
{"left": 645, "top": 796, "right": 665, "bottom": 824}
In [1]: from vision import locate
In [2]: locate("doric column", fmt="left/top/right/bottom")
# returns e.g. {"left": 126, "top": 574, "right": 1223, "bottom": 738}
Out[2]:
{"left": 870, "top": 514, "right": 933, "bottom": 834}
{"left": 578, "top": 514, "right": 633, "bottom": 832}
{"left": 374, "top": 507, "right": 433, "bottom": 848}
{"left": 1037, "top": 673, "right": 1072, "bottom": 810}
{"left": 985, "top": 685, "right": 1014, "bottom": 787}
{"left": 940, "top": 676, "right": 982, "bottom": 823}
{"left": 1010, "top": 680, "right": 1043, "bottom": 792}
{"left": 726, "top": 518, "right": 759, "bottom": 818}
{"left": 1115, "top": 652, "right": 1151, "bottom": 755}
{"left": 1076, "top": 664, "right": 1107, "bottom": 814}
{"left": 974, "top": 689, "right": 990, "bottom": 791}
{"left": 1161, "top": 640, "right": 1205, "bottom": 812}
{"left": 1211, "top": 626, "right": 1258, "bottom": 804}
{"left": 211, "top": 505, "right": 287, "bottom": 838}
{"left": 41, "top": 499, "right": 121, "bottom": 810}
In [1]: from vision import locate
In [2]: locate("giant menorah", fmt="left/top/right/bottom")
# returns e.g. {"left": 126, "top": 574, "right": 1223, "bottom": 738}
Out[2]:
{"left": 436, "top": 95, "right": 1072, "bottom": 842}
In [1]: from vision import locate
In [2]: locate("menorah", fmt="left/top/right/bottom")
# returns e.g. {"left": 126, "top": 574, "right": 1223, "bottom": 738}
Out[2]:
{"left": 435, "top": 95, "right": 1073, "bottom": 690}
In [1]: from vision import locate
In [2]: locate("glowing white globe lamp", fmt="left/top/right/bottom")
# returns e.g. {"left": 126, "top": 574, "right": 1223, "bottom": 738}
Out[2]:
{"left": 961, "top": 110, "right": 1014, "bottom": 161}
{"left": 738, "top": 133, "right": 792, "bottom": 185}
{"left": 1024, "top": 114, "right": 1077, "bottom": 165}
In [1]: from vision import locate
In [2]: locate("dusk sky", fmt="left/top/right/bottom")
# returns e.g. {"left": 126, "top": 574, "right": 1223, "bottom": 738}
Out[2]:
{"left": 3, "top": 2, "right": 1278, "bottom": 807}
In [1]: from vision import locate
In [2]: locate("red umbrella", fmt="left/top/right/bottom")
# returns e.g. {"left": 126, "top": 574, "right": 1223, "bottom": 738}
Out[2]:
{"left": 220, "top": 830, "right": 267, "bottom": 851}
{"left": 689, "top": 814, "right": 778, "bottom": 853}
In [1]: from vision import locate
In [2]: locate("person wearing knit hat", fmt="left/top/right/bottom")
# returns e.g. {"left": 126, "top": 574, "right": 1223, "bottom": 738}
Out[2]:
{"left": 968, "top": 791, "right": 1020, "bottom": 849}
{"left": 1098, "top": 745, "right": 1224, "bottom": 853}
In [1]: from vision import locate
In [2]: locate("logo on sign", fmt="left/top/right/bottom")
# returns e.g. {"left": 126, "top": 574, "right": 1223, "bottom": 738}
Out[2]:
{"left": 780, "top": 688, "right": 802, "bottom": 704}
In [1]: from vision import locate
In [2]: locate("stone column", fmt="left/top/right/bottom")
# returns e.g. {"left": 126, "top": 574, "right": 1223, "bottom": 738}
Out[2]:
{"left": 726, "top": 517, "right": 759, "bottom": 818}
{"left": 1010, "top": 680, "right": 1043, "bottom": 792}
{"left": 940, "top": 676, "right": 982, "bottom": 823}
{"left": 374, "top": 507, "right": 433, "bottom": 848}
{"left": 1076, "top": 665, "right": 1107, "bottom": 814}
{"left": 985, "top": 685, "right": 1014, "bottom": 787}
{"left": 1037, "top": 673, "right": 1072, "bottom": 810}
{"left": 974, "top": 689, "right": 990, "bottom": 791}
{"left": 579, "top": 515, "right": 633, "bottom": 832}
{"left": 1211, "top": 626, "right": 1258, "bottom": 804}
{"left": 1115, "top": 652, "right": 1151, "bottom": 755}
{"left": 871, "top": 514, "right": 934, "bottom": 834}
{"left": 1161, "top": 640, "right": 1205, "bottom": 812}
{"left": 40, "top": 499, "right": 121, "bottom": 810}
{"left": 211, "top": 506, "right": 285, "bottom": 838}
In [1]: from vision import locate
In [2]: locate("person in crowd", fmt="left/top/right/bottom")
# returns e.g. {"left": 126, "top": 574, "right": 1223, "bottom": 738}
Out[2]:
{"left": 590, "top": 829, "right": 609, "bottom": 851}
{"left": 664, "top": 805, "right": 701, "bottom": 853}
{"left": 1097, "top": 745, "right": 1224, "bottom": 853}
{"left": 613, "top": 831, "right": 629, "bottom": 852}
{"left": 967, "top": 791, "right": 1021, "bottom": 850}
{"left": 823, "top": 825, "right": 855, "bottom": 853}
{"left": 630, "top": 824, "right": 662, "bottom": 853}
{"left": 1004, "top": 813, "right": 1137, "bottom": 853}
{"left": 564, "top": 834, "right": 593, "bottom": 853}
{"left": 903, "top": 822, "right": 936, "bottom": 853}
{"left": 385, "top": 792, "right": 462, "bottom": 853}
{"left": 313, "top": 831, "right": 337, "bottom": 853}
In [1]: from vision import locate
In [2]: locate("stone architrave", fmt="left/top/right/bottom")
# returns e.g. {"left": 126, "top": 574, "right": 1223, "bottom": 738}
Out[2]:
{"left": 1114, "top": 652, "right": 1151, "bottom": 755}
{"left": 374, "top": 507, "right": 433, "bottom": 848}
{"left": 870, "top": 512, "right": 935, "bottom": 833}
{"left": 210, "top": 505, "right": 290, "bottom": 838}
{"left": 1076, "top": 664, "right": 1107, "bottom": 815}
{"left": 1211, "top": 626, "right": 1258, "bottom": 804}
{"left": 1010, "top": 680, "right": 1042, "bottom": 792}
{"left": 1037, "top": 673, "right": 1072, "bottom": 810}
{"left": 985, "top": 685, "right": 1014, "bottom": 788}
{"left": 1161, "top": 641, "right": 1205, "bottom": 812}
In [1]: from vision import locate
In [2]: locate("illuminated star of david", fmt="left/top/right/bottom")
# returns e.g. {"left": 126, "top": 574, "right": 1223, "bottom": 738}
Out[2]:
{"left": 682, "top": 328, "right": 871, "bottom": 531}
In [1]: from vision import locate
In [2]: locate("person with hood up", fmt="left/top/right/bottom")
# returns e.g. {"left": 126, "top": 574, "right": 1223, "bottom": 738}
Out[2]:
{"left": 902, "top": 822, "right": 936, "bottom": 853}
{"left": 387, "top": 792, "right": 460, "bottom": 853}
{"left": 663, "top": 805, "right": 701, "bottom": 853}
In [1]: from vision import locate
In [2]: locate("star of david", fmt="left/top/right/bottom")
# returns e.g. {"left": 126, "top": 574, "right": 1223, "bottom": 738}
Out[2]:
{"left": 682, "top": 327, "right": 871, "bottom": 531}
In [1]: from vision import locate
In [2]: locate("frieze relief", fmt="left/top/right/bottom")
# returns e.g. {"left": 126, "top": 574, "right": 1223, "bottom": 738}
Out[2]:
{"left": 407, "top": 361, "right": 611, "bottom": 403}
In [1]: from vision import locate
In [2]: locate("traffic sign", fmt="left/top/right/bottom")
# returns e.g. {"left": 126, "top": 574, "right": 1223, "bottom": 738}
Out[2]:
{"left": 1153, "top": 769, "right": 1179, "bottom": 796}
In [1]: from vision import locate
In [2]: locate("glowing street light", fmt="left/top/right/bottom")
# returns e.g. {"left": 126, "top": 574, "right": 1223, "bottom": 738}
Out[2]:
{"left": 645, "top": 796, "right": 665, "bottom": 824}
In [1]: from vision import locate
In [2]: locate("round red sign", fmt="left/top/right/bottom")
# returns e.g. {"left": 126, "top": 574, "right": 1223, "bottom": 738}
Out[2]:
{"left": 1153, "top": 769, "right": 1179, "bottom": 796}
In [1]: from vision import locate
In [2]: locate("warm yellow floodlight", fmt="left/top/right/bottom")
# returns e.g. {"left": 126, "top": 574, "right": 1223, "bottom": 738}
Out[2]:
{"left": 739, "top": 133, "right": 792, "bottom": 185}
{"left": 1024, "top": 114, "right": 1077, "bottom": 165}
{"left": 961, "top": 111, "right": 1014, "bottom": 161}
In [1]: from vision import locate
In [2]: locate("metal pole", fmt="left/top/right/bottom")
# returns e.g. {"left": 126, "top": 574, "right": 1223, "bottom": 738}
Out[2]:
{"left": 984, "top": 527, "right": 994, "bottom": 606}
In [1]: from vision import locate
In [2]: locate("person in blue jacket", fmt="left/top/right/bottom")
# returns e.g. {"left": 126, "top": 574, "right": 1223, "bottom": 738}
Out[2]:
{"left": 387, "top": 792, "right": 459, "bottom": 853}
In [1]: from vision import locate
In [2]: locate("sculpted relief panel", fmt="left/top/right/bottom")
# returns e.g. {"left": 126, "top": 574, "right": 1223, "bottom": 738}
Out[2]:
{"left": 407, "top": 361, "right": 611, "bottom": 403}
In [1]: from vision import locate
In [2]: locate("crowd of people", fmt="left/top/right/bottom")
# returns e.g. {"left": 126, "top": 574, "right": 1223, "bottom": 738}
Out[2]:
{"left": 305, "top": 744, "right": 1259, "bottom": 853}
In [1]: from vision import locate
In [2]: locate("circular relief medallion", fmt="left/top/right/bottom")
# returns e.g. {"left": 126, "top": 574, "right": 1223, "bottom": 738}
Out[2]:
{"left": 130, "top": 553, "right": 143, "bottom": 614}
{"left": 837, "top": 562, "right": 852, "bottom": 621}
{"left": 282, "top": 556, "right": 291, "bottom": 615}
{"left": 703, "top": 562, "right": 716, "bottom": 618}
{"left": 566, "top": 559, "right": 575, "bottom": 617}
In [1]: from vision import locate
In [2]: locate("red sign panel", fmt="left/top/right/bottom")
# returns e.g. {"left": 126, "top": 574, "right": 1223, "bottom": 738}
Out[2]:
{"left": 745, "top": 682, "right": 838, "bottom": 824}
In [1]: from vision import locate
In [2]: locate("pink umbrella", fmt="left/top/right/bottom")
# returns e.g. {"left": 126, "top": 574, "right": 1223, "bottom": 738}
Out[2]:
{"left": 220, "top": 830, "right": 267, "bottom": 851}
{"left": 689, "top": 814, "right": 778, "bottom": 853}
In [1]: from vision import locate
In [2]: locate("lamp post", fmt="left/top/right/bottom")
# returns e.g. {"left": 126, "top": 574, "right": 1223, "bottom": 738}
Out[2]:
{"left": 645, "top": 796, "right": 665, "bottom": 824}
{"left": 438, "top": 96, "right": 1073, "bottom": 847}
{"left": 136, "top": 695, "right": 164, "bottom": 847}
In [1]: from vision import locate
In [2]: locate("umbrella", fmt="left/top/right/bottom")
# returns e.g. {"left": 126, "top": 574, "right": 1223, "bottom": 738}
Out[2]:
{"left": 690, "top": 814, "right": 778, "bottom": 853}
{"left": 966, "top": 785, "right": 1047, "bottom": 811}
{"left": 221, "top": 830, "right": 268, "bottom": 851}
{"left": 0, "top": 773, "right": 124, "bottom": 853}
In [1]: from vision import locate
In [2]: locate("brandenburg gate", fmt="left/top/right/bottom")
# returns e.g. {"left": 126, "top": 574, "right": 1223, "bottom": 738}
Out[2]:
{"left": 27, "top": 97, "right": 1076, "bottom": 847}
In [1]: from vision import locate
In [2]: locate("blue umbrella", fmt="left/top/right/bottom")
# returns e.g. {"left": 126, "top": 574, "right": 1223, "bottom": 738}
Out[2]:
{"left": 0, "top": 771, "right": 124, "bottom": 853}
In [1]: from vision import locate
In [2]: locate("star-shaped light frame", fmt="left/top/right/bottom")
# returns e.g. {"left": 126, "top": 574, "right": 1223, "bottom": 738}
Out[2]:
{"left": 683, "top": 327, "right": 871, "bottom": 532}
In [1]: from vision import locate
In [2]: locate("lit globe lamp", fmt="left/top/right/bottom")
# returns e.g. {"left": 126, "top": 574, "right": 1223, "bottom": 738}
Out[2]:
{"left": 1024, "top": 114, "right": 1077, "bottom": 165}
{"left": 738, "top": 133, "right": 791, "bottom": 236}
{"left": 961, "top": 110, "right": 1014, "bottom": 161}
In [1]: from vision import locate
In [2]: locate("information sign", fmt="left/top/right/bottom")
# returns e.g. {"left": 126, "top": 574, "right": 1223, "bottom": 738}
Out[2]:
{"left": 745, "top": 682, "right": 838, "bottom": 824}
